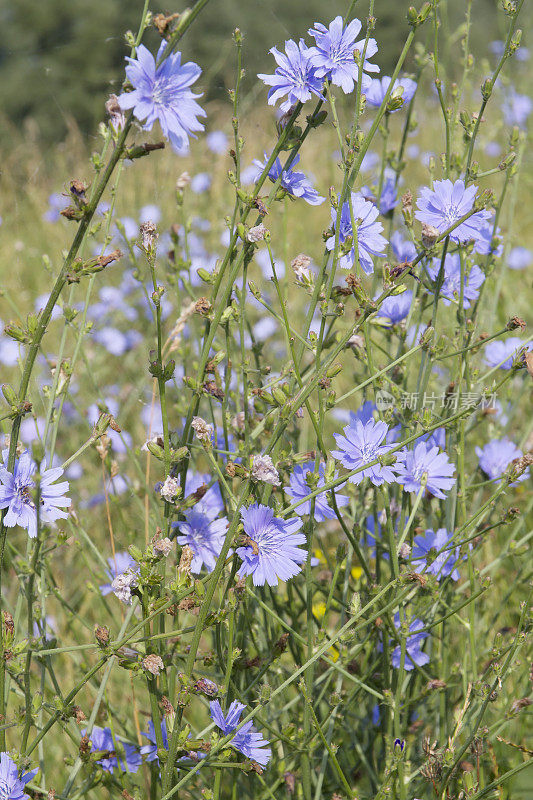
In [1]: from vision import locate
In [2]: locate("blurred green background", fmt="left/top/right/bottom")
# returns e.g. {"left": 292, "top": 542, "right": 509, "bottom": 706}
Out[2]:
{"left": 0, "top": 0, "right": 518, "bottom": 145}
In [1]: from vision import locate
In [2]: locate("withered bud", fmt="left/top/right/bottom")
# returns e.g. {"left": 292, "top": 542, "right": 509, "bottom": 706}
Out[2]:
{"left": 507, "top": 316, "right": 526, "bottom": 331}
{"left": 348, "top": 334, "right": 365, "bottom": 350}
{"left": 402, "top": 190, "right": 413, "bottom": 211}
{"left": 195, "top": 297, "right": 212, "bottom": 316}
{"left": 274, "top": 633, "right": 290, "bottom": 654}
{"left": 426, "top": 679, "right": 447, "bottom": 691}
{"left": 176, "top": 171, "right": 191, "bottom": 190}
{"left": 140, "top": 221, "right": 158, "bottom": 251}
{"left": 153, "top": 537, "right": 173, "bottom": 557}
{"left": 160, "top": 695, "right": 175, "bottom": 716}
{"left": 508, "top": 453, "right": 533, "bottom": 482}
{"left": 153, "top": 11, "right": 181, "bottom": 36}
{"left": 73, "top": 705, "right": 86, "bottom": 723}
{"left": 178, "top": 544, "right": 194, "bottom": 576}
{"left": 70, "top": 180, "right": 88, "bottom": 202}
{"left": 105, "top": 94, "right": 125, "bottom": 130}
{"left": 284, "top": 772, "right": 296, "bottom": 794}
{"left": 226, "top": 461, "right": 237, "bottom": 478}
{"left": 79, "top": 735, "right": 91, "bottom": 757}
{"left": 142, "top": 653, "right": 164, "bottom": 676}
{"left": 203, "top": 380, "right": 224, "bottom": 400}
{"left": 510, "top": 697, "right": 532, "bottom": 714}
{"left": 421, "top": 223, "right": 440, "bottom": 248}
{"left": 3, "top": 611, "right": 14, "bottom": 636}
{"left": 232, "top": 411, "right": 245, "bottom": 431}
{"left": 94, "top": 625, "right": 110, "bottom": 647}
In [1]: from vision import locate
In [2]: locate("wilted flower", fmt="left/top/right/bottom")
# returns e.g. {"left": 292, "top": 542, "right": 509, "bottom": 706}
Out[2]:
{"left": 160, "top": 476, "right": 180, "bottom": 502}
{"left": 307, "top": 16, "right": 379, "bottom": 93}
{"left": 192, "top": 416, "right": 214, "bottom": 443}
{"left": 291, "top": 253, "right": 313, "bottom": 282}
{"left": 142, "top": 654, "right": 164, "bottom": 676}
{"left": 237, "top": 504, "right": 306, "bottom": 586}
{"left": 117, "top": 42, "right": 205, "bottom": 152}
{"left": 247, "top": 224, "right": 267, "bottom": 243}
{"left": 111, "top": 569, "right": 139, "bottom": 605}
{"left": 210, "top": 700, "right": 271, "bottom": 766}
{"left": 100, "top": 551, "right": 138, "bottom": 596}
{"left": 251, "top": 454, "right": 281, "bottom": 486}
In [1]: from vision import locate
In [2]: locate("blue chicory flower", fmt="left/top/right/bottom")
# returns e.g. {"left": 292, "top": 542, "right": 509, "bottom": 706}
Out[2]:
{"left": 237, "top": 504, "right": 306, "bottom": 586}
{"left": 411, "top": 528, "right": 462, "bottom": 581}
{"left": 210, "top": 700, "right": 271, "bottom": 766}
{"left": 476, "top": 437, "right": 530, "bottom": 484}
{"left": 364, "top": 75, "right": 417, "bottom": 110}
{"left": 0, "top": 450, "right": 70, "bottom": 539}
{"left": 253, "top": 153, "right": 324, "bottom": 205}
{"left": 258, "top": 39, "right": 322, "bottom": 112}
{"left": 284, "top": 461, "right": 349, "bottom": 521}
{"left": 395, "top": 441, "right": 456, "bottom": 499}
{"left": 174, "top": 511, "right": 229, "bottom": 573}
{"left": 483, "top": 337, "right": 531, "bottom": 370}
{"left": 374, "top": 289, "right": 413, "bottom": 325}
{"left": 141, "top": 720, "right": 169, "bottom": 763}
{"left": 390, "top": 231, "right": 417, "bottom": 263}
{"left": 508, "top": 246, "right": 532, "bottom": 271}
{"left": 390, "top": 614, "right": 429, "bottom": 670}
{"left": 425, "top": 253, "right": 485, "bottom": 308}
{"left": 332, "top": 417, "right": 397, "bottom": 486}
{"left": 327, "top": 191, "right": 387, "bottom": 273}
{"left": 117, "top": 42, "right": 206, "bottom": 153}
{"left": 415, "top": 179, "right": 490, "bottom": 245}
{"left": 0, "top": 752, "right": 37, "bottom": 800}
{"left": 307, "top": 16, "right": 379, "bottom": 93}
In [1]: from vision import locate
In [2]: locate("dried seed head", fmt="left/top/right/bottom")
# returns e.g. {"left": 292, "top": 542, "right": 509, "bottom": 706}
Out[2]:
{"left": 160, "top": 476, "right": 180, "bottom": 502}
{"left": 142, "top": 654, "right": 164, "bottom": 676}
{"left": 153, "top": 537, "right": 173, "bottom": 557}
{"left": 247, "top": 223, "right": 267, "bottom": 243}
{"left": 291, "top": 253, "right": 312, "bottom": 282}
{"left": 191, "top": 416, "right": 213, "bottom": 443}
{"left": 140, "top": 221, "right": 158, "bottom": 251}
{"left": 176, "top": 171, "right": 191, "bottom": 190}
{"left": 178, "top": 544, "right": 194, "bottom": 576}
{"left": 251, "top": 454, "right": 281, "bottom": 486}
